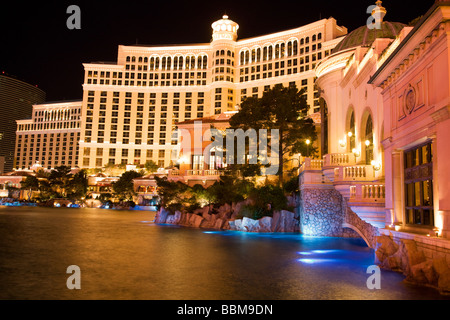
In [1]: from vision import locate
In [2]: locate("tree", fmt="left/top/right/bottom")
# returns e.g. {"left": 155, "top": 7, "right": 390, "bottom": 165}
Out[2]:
{"left": 229, "top": 84, "right": 317, "bottom": 186}
{"left": 112, "top": 170, "right": 144, "bottom": 201}
{"left": 48, "top": 166, "right": 73, "bottom": 198}
{"left": 144, "top": 160, "right": 158, "bottom": 173}
{"left": 20, "top": 176, "right": 40, "bottom": 201}
{"left": 67, "top": 170, "right": 88, "bottom": 200}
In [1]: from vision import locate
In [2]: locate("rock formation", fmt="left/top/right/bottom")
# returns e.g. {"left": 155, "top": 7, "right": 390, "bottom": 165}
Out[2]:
{"left": 375, "top": 234, "right": 450, "bottom": 295}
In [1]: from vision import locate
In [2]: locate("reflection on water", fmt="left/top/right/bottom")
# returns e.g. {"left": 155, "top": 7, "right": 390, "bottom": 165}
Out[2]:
{"left": 0, "top": 206, "right": 447, "bottom": 300}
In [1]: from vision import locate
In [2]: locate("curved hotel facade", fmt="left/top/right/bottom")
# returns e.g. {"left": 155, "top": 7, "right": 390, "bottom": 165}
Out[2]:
{"left": 79, "top": 16, "right": 347, "bottom": 169}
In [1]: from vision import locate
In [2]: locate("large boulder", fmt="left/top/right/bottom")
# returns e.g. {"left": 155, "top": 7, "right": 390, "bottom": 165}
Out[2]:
{"left": 213, "top": 218, "right": 226, "bottom": 230}
{"left": 242, "top": 217, "right": 260, "bottom": 232}
{"left": 375, "top": 235, "right": 399, "bottom": 265}
{"left": 272, "top": 210, "right": 296, "bottom": 232}
{"left": 399, "top": 239, "right": 426, "bottom": 276}
{"left": 155, "top": 207, "right": 170, "bottom": 223}
{"left": 258, "top": 216, "right": 272, "bottom": 232}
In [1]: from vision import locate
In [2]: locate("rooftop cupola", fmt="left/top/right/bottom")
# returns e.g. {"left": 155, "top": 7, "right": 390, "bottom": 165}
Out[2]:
{"left": 211, "top": 15, "right": 239, "bottom": 42}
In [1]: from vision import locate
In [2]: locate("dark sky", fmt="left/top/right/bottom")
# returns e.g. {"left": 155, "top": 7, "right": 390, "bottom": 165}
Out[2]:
{"left": 1, "top": 0, "right": 435, "bottom": 102}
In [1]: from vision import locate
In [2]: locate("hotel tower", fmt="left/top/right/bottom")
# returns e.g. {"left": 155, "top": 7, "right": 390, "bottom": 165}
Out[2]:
{"left": 78, "top": 16, "right": 347, "bottom": 169}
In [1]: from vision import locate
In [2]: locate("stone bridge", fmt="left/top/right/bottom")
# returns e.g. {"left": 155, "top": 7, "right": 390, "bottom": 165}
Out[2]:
{"left": 298, "top": 185, "right": 380, "bottom": 248}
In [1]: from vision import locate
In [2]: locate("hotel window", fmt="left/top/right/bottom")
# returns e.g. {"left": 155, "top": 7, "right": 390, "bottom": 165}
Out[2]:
{"left": 404, "top": 142, "right": 434, "bottom": 227}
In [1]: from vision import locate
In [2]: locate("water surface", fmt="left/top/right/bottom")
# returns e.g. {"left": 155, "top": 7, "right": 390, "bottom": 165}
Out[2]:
{"left": 0, "top": 206, "right": 447, "bottom": 300}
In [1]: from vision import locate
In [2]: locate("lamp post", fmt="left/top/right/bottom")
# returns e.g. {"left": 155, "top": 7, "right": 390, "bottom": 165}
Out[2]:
{"left": 306, "top": 139, "right": 311, "bottom": 157}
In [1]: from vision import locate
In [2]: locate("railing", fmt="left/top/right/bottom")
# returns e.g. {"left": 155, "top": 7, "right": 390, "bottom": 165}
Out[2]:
{"left": 323, "top": 153, "right": 356, "bottom": 167}
{"left": 350, "top": 184, "right": 385, "bottom": 201}
{"left": 186, "top": 169, "right": 222, "bottom": 176}
{"left": 299, "top": 158, "right": 323, "bottom": 174}
{"left": 334, "top": 165, "right": 376, "bottom": 182}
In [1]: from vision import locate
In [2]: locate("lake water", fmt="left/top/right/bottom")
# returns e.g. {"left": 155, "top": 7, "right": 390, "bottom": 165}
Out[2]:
{"left": 0, "top": 206, "right": 448, "bottom": 300}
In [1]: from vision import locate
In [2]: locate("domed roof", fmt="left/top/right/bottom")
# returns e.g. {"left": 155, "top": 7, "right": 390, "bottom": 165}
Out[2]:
{"left": 332, "top": 21, "right": 406, "bottom": 54}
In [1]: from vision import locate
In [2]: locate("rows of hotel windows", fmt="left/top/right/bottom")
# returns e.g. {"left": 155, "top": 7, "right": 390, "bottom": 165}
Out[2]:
{"left": 84, "top": 90, "right": 207, "bottom": 145}
{"left": 85, "top": 37, "right": 330, "bottom": 87}
{"left": 212, "top": 49, "right": 235, "bottom": 82}
{"left": 238, "top": 35, "right": 329, "bottom": 83}
{"left": 17, "top": 108, "right": 81, "bottom": 131}
{"left": 82, "top": 147, "right": 169, "bottom": 168}
{"left": 15, "top": 132, "right": 80, "bottom": 169}
{"left": 239, "top": 79, "right": 321, "bottom": 113}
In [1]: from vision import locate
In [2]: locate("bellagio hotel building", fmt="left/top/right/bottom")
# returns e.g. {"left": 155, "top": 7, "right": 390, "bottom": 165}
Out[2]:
{"left": 79, "top": 15, "right": 347, "bottom": 169}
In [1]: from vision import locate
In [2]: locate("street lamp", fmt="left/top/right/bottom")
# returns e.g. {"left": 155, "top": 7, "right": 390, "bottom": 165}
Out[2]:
{"left": 306, "top": 139, "right": 311, "bottom": 157}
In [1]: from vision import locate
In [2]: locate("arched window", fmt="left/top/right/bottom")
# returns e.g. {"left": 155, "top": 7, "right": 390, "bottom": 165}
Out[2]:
{"left": 256, "top": 48, "right": 261, "bottom": 62}
{"left": 312, "top": 34, "right": 317, "bottom": 42}
{"left": 161, "top": 57, "right": 167, "bottom": 70}
{"left": 364, "top": 114, "right": 374, "bottom": 165}
{"left": 167, "top": 57, "right": 172, "bottom": 70}
{"left": 318, "top": 33, "right": 322, "bottom": 40}
{"left": 178, "top": 56, "right": 183, "bottom": 70}
{"left": 173, "top": 57, "right": 179, "bottom": 70}
{"left": 202, "top": 56, "right": 208, "bottom": 69}
{"left": 198, "top": 56, "right": 203, "bottom": 70}
{"left": 263, "top": 47, "right": 268, "bottom": 61}
{"left": 154, "top": 57, "right": 160, "bottom": 69}
{"left": 280, "top": 43, "right": 285, "bottom": 58}
{"left": 275, "top": 44, "right": 280, "bottom": 58}
{"left": 293, "top": 40, "right": 298, "bottom": 55}
{"left": 240, "top": 51, "right": 245, "bottom": 65}
{"left": 268, "top": 46, "right": 273, "bottom": 60}
{"left": 300, "top": 38, "right": 304, "bottom": 45}
{"left": 150, "top": 57, "right": 155, "bottom": 70}
{"left": 245, "top": 51, "right": 250, "bottom": 64}
{"left": 349, "top": 111, "right": 356, "bottom": 151}
{"left": 126, "top": 56, "right": 131, "bottom": 62}
{"left": 287, "top": 42, "right": 293, "bottom": 56}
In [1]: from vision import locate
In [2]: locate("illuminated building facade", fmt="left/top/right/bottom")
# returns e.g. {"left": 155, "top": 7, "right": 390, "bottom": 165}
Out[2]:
{"left": 310, "top": 0, "right": 450, "bottom": 251}
{"left": 15, "top": 101, "right": 82, "bottom": 170}
{"left": 78, "top": 16, "right": 347, "bottom": 170}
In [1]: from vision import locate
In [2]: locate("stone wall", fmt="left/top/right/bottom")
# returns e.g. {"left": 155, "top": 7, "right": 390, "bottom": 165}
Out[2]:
{"left": 375, "top": 233, "right": 450, "bottom": 295}
{"left": 299, "top": 186, "right": 345, "bottom": 237}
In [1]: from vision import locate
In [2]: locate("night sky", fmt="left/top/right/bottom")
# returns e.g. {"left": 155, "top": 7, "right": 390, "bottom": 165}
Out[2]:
{"left": 1, "top": 0, "right": 435, "bottom": 102}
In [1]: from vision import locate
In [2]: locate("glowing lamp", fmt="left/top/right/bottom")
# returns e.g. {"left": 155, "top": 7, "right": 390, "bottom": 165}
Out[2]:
{"left": 371, "top": 160, "right": 381, "bottom": 171}
{"left": 352, "top": 148, "right": 361, "bottom": 157}
{"left": 365, "top": 140, "right": 371, "bottom": 147}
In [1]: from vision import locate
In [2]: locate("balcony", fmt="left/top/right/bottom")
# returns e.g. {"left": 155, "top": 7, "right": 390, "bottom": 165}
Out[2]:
{"left": 322, "top": 153, "right": 356, "bottom": 181}
{"left": 323, "top": 153, "right": 356, "bottom": 167}
{"left": 334, "top": 165, "right": 377, "bottom": 182}
{"left": 298, "top": 158, "right": 331, "bottom": 186}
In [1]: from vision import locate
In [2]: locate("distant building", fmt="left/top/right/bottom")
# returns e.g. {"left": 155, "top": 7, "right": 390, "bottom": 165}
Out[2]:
{"left": 15, "top": 101, "right": 82, "bottom": 170}
{"left": 0, "top": 73, "right": 45, "bottom": 173}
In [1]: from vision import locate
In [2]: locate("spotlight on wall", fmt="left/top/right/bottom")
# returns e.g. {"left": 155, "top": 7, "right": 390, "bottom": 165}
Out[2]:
{"left": 371, "top": 160, "right": 381, "bottom": 171}
{"left": 339, "top": 139, "right": 346, "bottom": 148}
